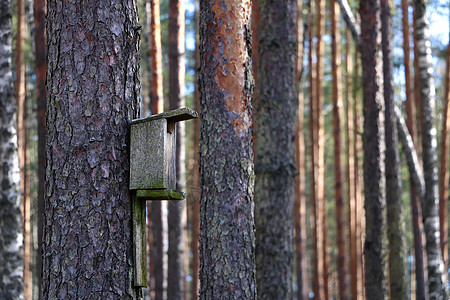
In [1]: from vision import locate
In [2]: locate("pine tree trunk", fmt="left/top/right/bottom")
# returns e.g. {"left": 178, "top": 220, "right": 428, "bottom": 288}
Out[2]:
{"left": 402, "top": 0, "right": 428, "bottom": 297}
{"left": 359, "top": 0, "right": 388, "bottom": 298}
{"left": 413, "top": 0, "right": 448, "bottom": 297}
{"left": 315, "top": 0, "right": 330, "bottom": 296}
{"left": 150, "top": 0, "right": 163, "bottom": 115}
{"left": 198, "top": 1, "right": 256, "bottom": 298}
{"left": 381, "top": 0, "right": 408, "bottom": 298}
{"left": 42, "top": 1, "right": 141, "bottom": 297}
{"left": 0, "top": 0, "right": 24, "bottom": 298}
{"left": 294, "top": 1, "right": 309, "bottom": 298}
{"left": 190, "top": 1, "right": 200, "bottom": 299}
{"left": 33, "top": 0, "right": 46, "bottom": 297}
{"left": 254, "top": 0, "right": 298, "bottom": 298}
{"left": 438, "top": 20, "right": 450, "bottom": 284}
{"left": 167, "top": 0, "right": 186, "bottom": 298}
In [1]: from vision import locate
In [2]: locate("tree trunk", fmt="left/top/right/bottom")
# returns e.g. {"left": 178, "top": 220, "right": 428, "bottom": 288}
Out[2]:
{"left": 190, "top": 1, "right": 200, "bottom": 299}
{"left": 402, "top": 0, "right": 428, "bottom": 297}
{"left": 315, "top": 0, "right": 330, "bottom": 297}
{"left": 0, "top": 0, "right": 24, "bottom": 298}
{"left": 294, "top": 0, "right": 309, "bottom": 298}
{"left": 438, "top": 19, "right": 450, "bottom": 285}
{"left": 15, "top": 0, "right": 30, "bottom": 298}
{"left": 42, "top": 1, "right": 141, "bottom": 297}
{"left": 167, "top": 0, "right": 186, "bottom": 298}
{"left": 330, "top": 1, "right": 350, "bottom": 298}
{"left": 413, "top": 0, "right": 448, "bottom": 297}
{"left": 198, "top": 1, "right": 256, "bottom": 298}
{"left": 33, "top": 0, "right": 46, "bottom": 298}
{"left": 381, "top": 0, "right": 408, "bottom": 298}
{"left": 359, "top": 0, "right": 388, "bottom": 298}
{"left": 150, "top": 0, "right": 164, "bottom": 115}
{"left": 254, "top": 0, "right": 298, "bottom": 298}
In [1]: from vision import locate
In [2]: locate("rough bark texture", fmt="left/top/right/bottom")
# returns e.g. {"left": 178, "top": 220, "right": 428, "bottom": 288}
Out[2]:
{"left": 254, "top": 0, "right": 298, "bottom": 298}
{"left": 198, "top": 0, "right": 256, "bottom": 298}
{"left": 294, "top": 0, "right": 309, "bottom": 298}
{"left": 167, "top": 0, "right": 186, "bottom": 298}
{"left": 359, "top": 0, "right": 388, "bottom": 299}
{"left": 0, "top": 0, "right": 24, "bottom": 298}
{"left": 439, "top": 22, "right": 450, "bottom": 284}
{"left": 381, "top": 1, "right": 408, "bottom": 298}
{"left": 413, "top": 0, "right": 448, "bottom": 298}
{"left": 150, "top": 0, "right": 163, "bottom": 114}
{"left": 33, "top": 0, "right": 46, "bottom": 297}
{"left": 42, "top": 1, "right": 141, "bottom": 298}
{"left": 330, "top": 1, "right": 350, "bottom": 299}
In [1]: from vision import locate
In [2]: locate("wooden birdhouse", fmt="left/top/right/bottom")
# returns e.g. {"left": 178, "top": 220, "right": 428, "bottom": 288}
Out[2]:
{"left": 129, "top": 107, "right": 198, "bottom": 200}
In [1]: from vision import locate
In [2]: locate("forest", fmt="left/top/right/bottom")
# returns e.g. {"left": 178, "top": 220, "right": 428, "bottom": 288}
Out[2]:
{"left": 0, "top": 0, "right": 449, "bottom": 299}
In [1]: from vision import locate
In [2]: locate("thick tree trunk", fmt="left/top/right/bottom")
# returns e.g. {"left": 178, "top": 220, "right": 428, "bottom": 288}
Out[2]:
{"left": 381, "top": 0, "right": 408, "bottom": 298}
{"left": 198, "top": 1, "right": 256, "bottom": 298}
{"left": 42, "top": 1, "right": 141, "bottom": 297}
{"left": 167, "top": 0, "right": 186, "bottom": 298}
{"left": 359, "top": 0, "right": 388, "bottom": 298}
{"left": 330, "top": 1, "right": 350, "bottom": 298}
{"left": 33, "top": 0, "right": 46, "bottom": 298}
{"left": 438, "top": 22, "right": 450, "bottom": 284}
{"left": 294, "top": 1, "right": 309, "bottom": 299}
{"left": 254, "top": 0, "right": 298, "bottom": 298}
{"left": 413, "top": 0, "right": 448, "bottom": 297}
{"left": 0, "top": 0, "right": 24, "bottom": 298}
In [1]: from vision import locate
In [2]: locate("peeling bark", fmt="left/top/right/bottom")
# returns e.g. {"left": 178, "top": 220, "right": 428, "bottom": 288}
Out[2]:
{"left": 198, "top": 0, "right": 256, "bottom": 298}
{"left": 0, "top": 0, "right": 24, "bottom": 298}
{"left": 42, "top": 1, "right": 141, "bottom": 297}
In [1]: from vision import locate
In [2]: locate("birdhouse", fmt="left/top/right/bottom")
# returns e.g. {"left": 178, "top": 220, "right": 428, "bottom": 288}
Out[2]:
{"left": 129, "top": 107, "right": 198, "bottom": 200}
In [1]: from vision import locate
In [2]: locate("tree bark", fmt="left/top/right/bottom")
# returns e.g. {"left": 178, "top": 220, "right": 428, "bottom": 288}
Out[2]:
{"left": 413, "top": 0, "right": 448, "bottom": 297}
{"left": 330, "top": 1, "right": 350, "bottom": 298}
{"left": 150, "top": 0, "right": 164, "bottom": 115}
{"left": 0, "top": 0, "right": 24, "bottom": 298}
{"left": 359, "top": 0, "right": 388, "bottom": 298}
{"left": 198, "top": 1, "right": 256, "bottom": 298}
{"left": 33, "top": 0, "right": 46, "bottom": 297}
{"left": 381, "top": 0, "right": 408, "bottom": 298}
{"left": 42, "top": 1, "right": 141, "bottom": 297}
{"left": 254, "top": 0, "right": 298, "bottom": 298}
{"left": 438, "top": 19, "right": 450, "bottom": 285}
{"left": 294, "top": 1, "right": 309, "bottom": 299}
{"left": 167, "top": 0, "right": 186, "bottom": 298}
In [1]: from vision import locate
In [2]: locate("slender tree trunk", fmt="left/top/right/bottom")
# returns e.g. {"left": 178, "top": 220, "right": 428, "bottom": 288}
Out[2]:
{"left": 42, "top": 1, "right": 141, "bottom": 297}
{"left": 308, "top": 0, "right": 325, "bottom": 298}
{"left": 413, "top": 4, "right": 422, "bottom": 153}
{"left": 359, "top": 0, "right": 388, "bottom": 298}
{"left": 167, "top": 0, "right": 186, "bottom": 298}
{"left": 295, "top": 0, "right": 309, "bottom": 298}
{"left": 33, "top": 0, "right": 46, "bottom": 298}
{"left": 190, "top": 1, "right": 200, "bottom": 298}
{"left": 15, "top": 0, "right": 30, "bottom": 298}
{"left": 402, "top": 0, "right": 428, "bottom": 298}
{"left": 413, "top": 0, "right": 448, "bottom": 297}
{"left": 438, "top": 19, "right": 450, "bottom": 284}
{"left": 381, "top": 0, "right": 408, "bottom": 298}
{"left": 149, "top": 0, "right": 167, "bottom": 298}
{"left": 330, "top": 1, "right": 350, "bottom": 298}
{"left": 253, "top": 0, "right": 298, "bottom": 298}
{"left": 198, "top": 1, "right": 256, "bottom": 298}
{"left": 0, "top": 0, "right": 24, "bottom": 298}
{"left": 315, "top": 0, "right": 329, "bottom": 296}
